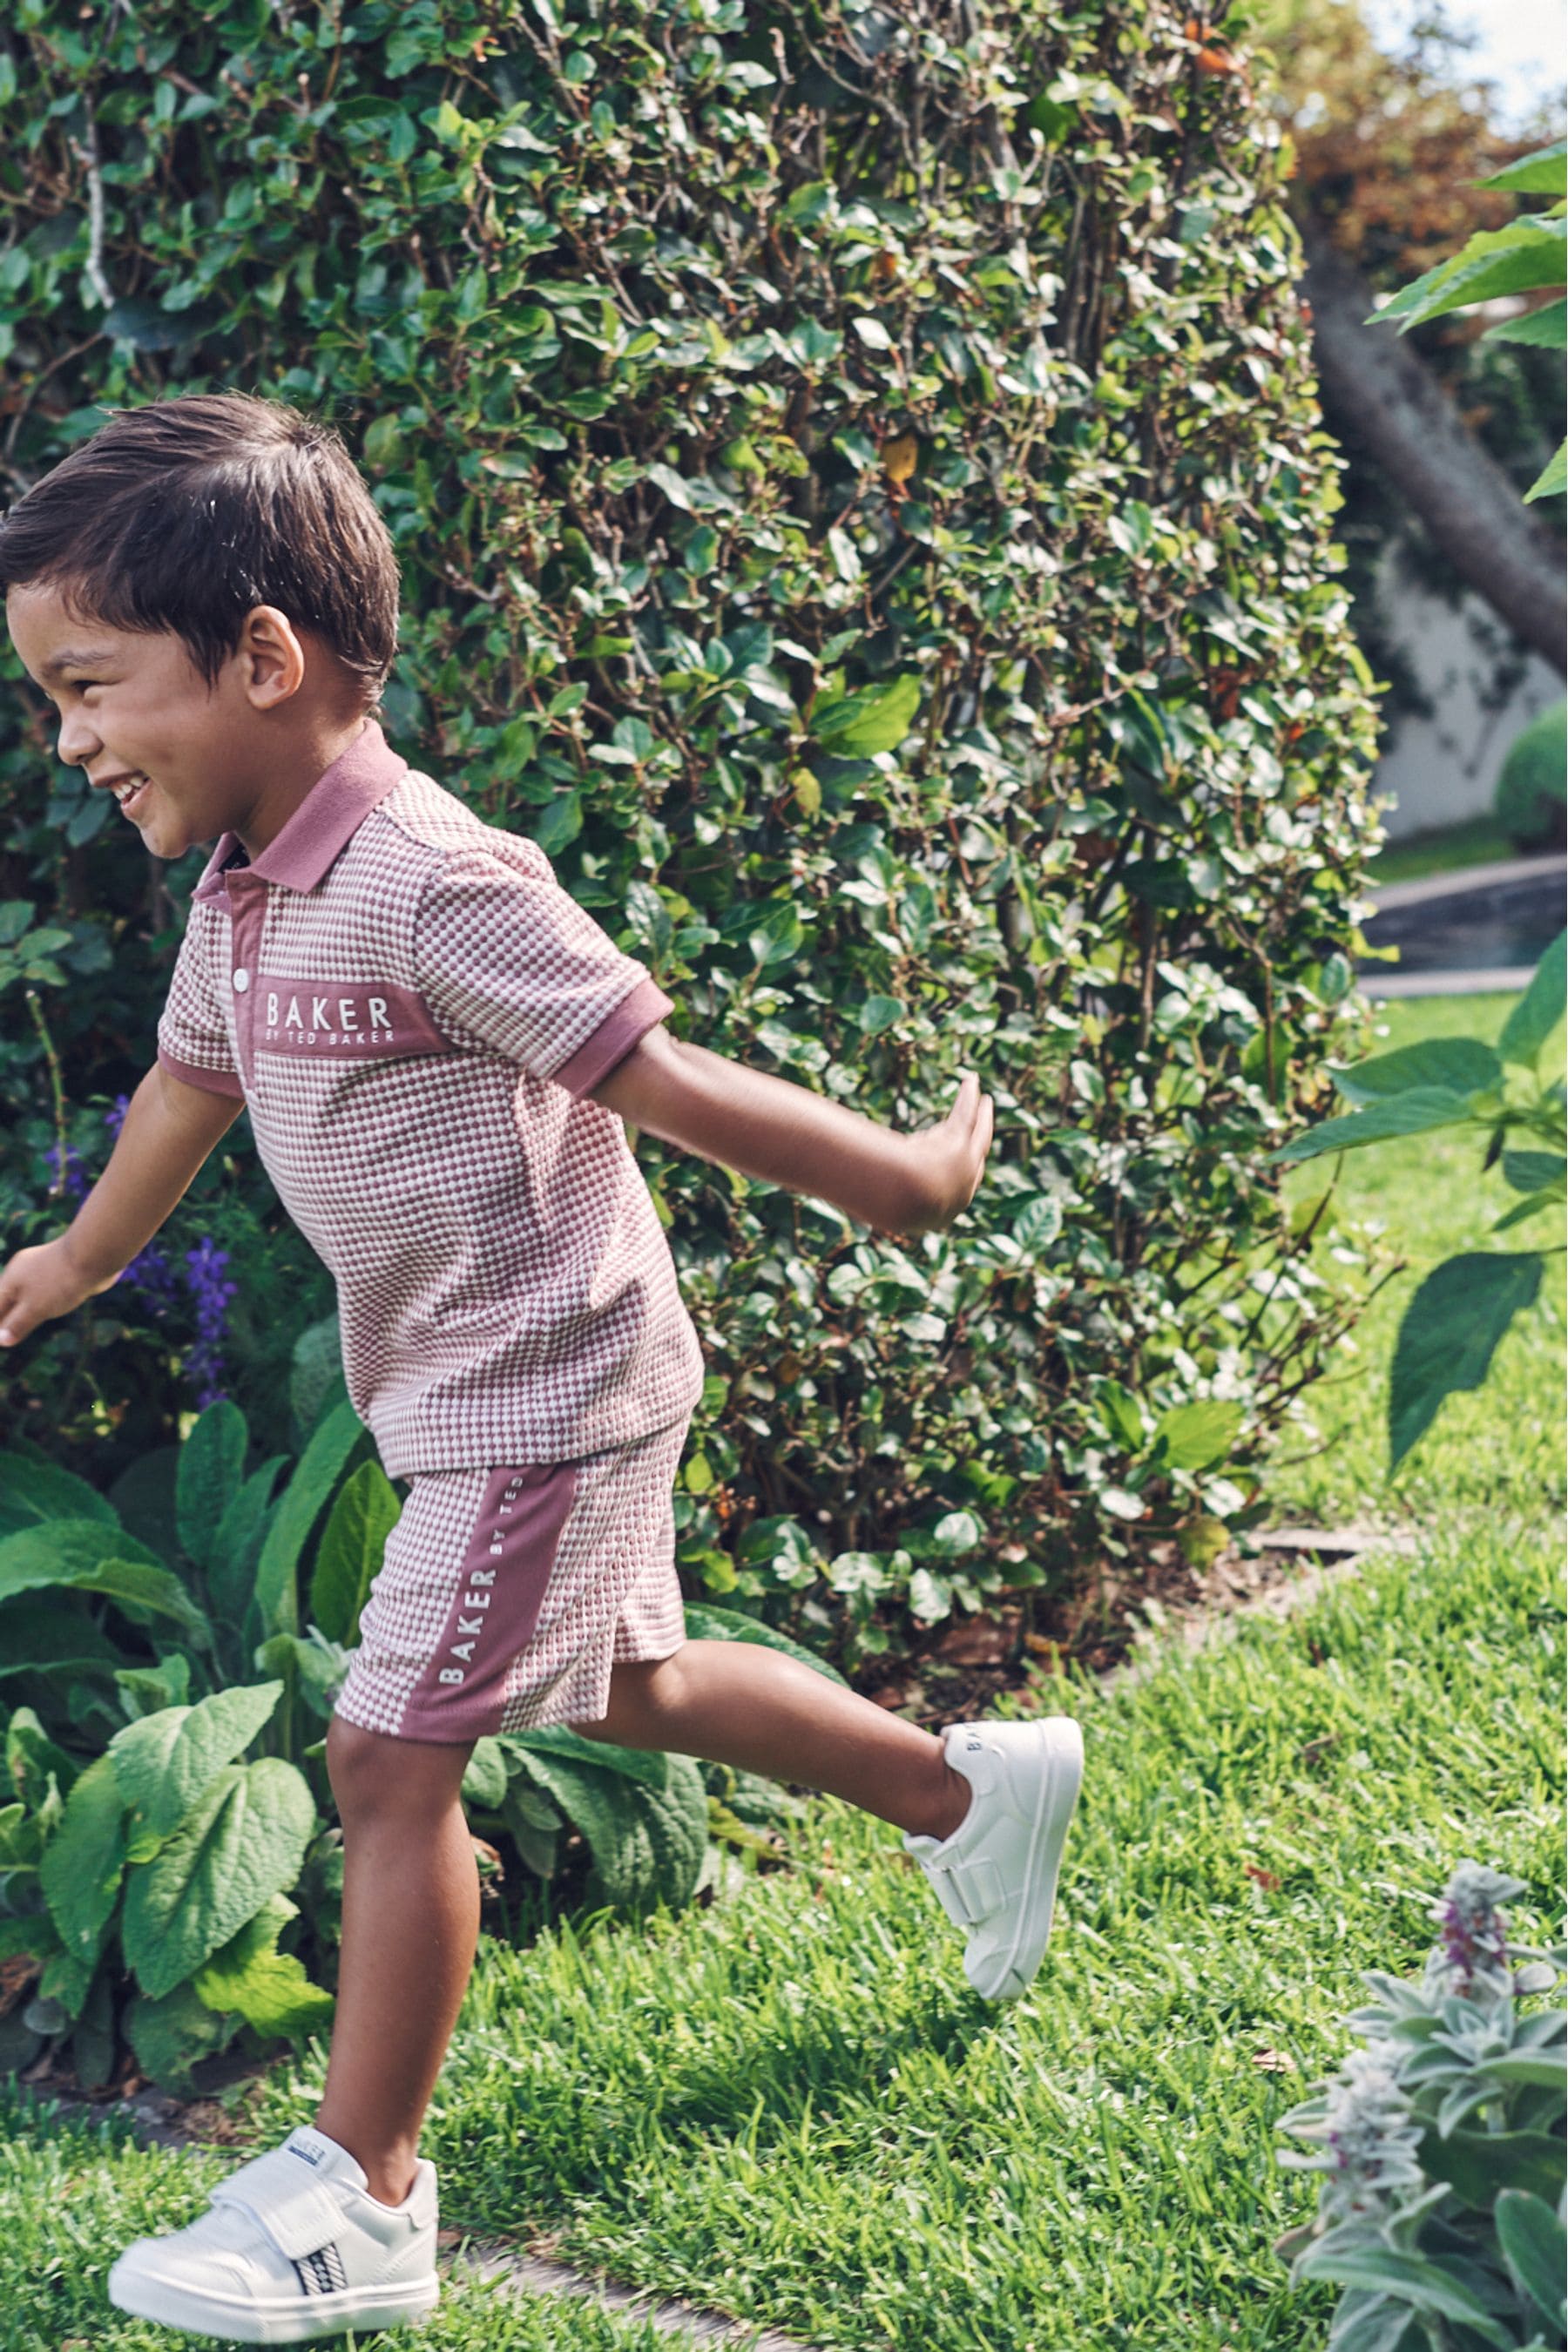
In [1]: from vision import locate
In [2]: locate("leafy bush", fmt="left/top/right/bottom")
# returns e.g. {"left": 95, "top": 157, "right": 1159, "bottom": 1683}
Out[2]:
{"left": 1495, "top": 703, "right": 1568, "bottom": 855}
{"left": 0, "top": 0, "right": 1382, "bottom": 1658}
{"left": 1269, "top": 932, "right": 1565, "bottom": 1470}
{"left": 1275, "top": 1862, "right": 1566, "bottom": 2352}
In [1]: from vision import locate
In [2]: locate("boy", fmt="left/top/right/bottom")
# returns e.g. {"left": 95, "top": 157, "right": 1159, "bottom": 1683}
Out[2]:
{"left": 0, "top": 392, "right": 1083, "bottom": 2344}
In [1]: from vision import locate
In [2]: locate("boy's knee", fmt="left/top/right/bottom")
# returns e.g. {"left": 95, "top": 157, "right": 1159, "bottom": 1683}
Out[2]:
{"left": 325, "top": 1712, "right": 471, "bottom": 1815}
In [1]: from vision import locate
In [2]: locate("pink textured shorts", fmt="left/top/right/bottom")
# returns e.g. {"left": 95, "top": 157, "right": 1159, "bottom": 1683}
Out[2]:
{"left": 331, "top": 1414, "right": 693, "bottom": 1746}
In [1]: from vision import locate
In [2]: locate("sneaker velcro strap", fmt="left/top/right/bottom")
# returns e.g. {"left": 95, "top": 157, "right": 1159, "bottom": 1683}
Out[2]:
{"left": 928, "top": 1852, "right": 1004, "bottom": 1930}
{"left": 210, "top": 2148, "right": 345, "bottom": 2261}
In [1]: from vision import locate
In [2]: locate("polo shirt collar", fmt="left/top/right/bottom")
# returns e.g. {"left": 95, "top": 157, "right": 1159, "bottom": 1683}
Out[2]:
{"left": 193, "top": 718, "right": 409, "bottom": 903}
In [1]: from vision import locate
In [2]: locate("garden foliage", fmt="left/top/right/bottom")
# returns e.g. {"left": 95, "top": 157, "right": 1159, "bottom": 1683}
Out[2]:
{"left": 0, "top": 0, "right": 1380, "bottom": 1653}
{"left": 1495, "top": 702, "right": 1567, "bottom": 855}
{"left": 0, "top": 1363, "right": 837, "bottom": 2092}
{"left": 1276, "top": 1863, "right": 1567, "bottom": 2352}
{"left": 1366, "top": 138, "right": 1566, "bottom": 505}
{"left": 1270, "top": 931, "right": 1565, "bottom": 1471}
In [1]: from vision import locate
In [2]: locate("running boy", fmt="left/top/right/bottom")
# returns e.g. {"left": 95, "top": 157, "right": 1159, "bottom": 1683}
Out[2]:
{"left": 0, "top": 392, "right": 1083, "bottom": 2344}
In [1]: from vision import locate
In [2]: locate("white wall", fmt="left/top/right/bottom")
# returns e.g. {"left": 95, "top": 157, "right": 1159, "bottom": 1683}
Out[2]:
{"left": 1366, "top": 541, "right": 1564, "bottom": 840}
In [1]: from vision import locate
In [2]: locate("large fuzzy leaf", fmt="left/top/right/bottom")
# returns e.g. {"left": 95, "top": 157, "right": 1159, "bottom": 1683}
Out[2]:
{"left": 120, "top": 1756, "right": 318, "bottom": 1999}
{"left": 109, "top": 1681, "right": 284, "bottom": 1841}
{"left": 0, "top": 1453, "right": 119, "bottom": 1537}
{"left": 193, "top": 1892, "right": 335, "bottom": 2039}
{"left": 308, "top": 1460, "right": 402, "bottom": 1646}
{"left": 510, "top": 1746, "right": 708, "bottom": 1911}
{"left": 0, "top": 1519, "right": 211, "bottom": 1639}
{"left": 251, "top": 1397, "right": 368, "bottom": 1642}
{"left": 39, "top": 1752, "right": 127, "bottom": 1967}
{"left": 175, "top": 1399, "right": 248, "bottom": 1575}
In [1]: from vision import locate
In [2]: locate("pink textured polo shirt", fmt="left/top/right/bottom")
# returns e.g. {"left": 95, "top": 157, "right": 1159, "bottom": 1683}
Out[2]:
{"left": 155, "top": 719, "right": 705, "bottom": 1476}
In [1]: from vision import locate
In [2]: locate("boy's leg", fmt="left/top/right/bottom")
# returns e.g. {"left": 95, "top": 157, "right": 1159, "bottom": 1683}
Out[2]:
{"left": 312, "top": 1716, "right": 479, "bottom": 2207}
{"left": 570, "top": 1639, "right": 973, "bottom": 1842}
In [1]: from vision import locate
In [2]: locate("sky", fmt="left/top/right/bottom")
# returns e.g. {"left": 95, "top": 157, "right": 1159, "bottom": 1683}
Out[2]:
{"left": 1360, "top": 0, "right": 1566, "bottom": 132}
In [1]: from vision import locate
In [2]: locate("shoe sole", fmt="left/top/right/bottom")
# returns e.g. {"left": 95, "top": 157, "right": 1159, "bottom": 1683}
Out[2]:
{"left": 108, "top": 2256, "right": 440, "bottom": 2343}
{"left": 968, "top": 1716, "right": 1084, "bottom": 2000}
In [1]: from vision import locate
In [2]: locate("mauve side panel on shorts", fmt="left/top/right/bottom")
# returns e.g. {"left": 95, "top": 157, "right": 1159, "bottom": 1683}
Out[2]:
{"left": 396, "top": 1463, "right": 579, "bottom": 1740}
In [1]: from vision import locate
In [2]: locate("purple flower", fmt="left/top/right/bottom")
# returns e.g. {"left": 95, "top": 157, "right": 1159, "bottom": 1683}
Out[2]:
{"left": 46, "top": 1139, "right": 91, "bottom": 1200}
{"left": 1424, "top": 1862, "right": 1521, "bottom": 2002}
{"left": 182, "top": 1236, "right": 239, "bottom": 1409}
{"left": 105, "top": 1094, "right": 132, "bottom": 1140}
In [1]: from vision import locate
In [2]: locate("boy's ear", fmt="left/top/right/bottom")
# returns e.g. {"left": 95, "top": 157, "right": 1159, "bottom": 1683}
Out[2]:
{"left": 235, "top": 604, "right": 307, "bottom": 707}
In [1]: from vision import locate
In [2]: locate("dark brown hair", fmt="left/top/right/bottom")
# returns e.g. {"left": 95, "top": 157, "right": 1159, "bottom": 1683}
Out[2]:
{"left": 0, "top": 392, "right": 399, "bottom": 701}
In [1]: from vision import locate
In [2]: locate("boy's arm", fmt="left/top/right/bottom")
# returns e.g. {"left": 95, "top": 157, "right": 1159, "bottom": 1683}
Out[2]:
{"left": 0, "top": 1064, "right": 244, "bottom": 1347}
{"left": 588, "top": 1024, "right": 990, "bottom": 1237}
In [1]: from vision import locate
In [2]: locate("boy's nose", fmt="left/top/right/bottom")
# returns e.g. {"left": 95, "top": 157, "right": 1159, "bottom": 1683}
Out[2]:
{"left": 57, "top": 713, "right": 100, "bottom": 765}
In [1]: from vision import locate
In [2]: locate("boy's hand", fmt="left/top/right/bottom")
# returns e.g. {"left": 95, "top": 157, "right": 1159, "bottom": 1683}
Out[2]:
{"left": 902, "top": 1071, "right": 995, "bottom": 1236}
{"left": 0, "top": 1238, "right": 120, "bottom": 1348}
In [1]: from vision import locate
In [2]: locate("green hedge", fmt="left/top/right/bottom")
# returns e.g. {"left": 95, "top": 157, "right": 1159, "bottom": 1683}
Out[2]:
{"left": 0, "top": 0, "right": 1381, "bottom": 1657}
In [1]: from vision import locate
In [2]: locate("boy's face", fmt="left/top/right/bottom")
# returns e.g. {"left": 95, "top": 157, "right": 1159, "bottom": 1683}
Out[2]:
{"left": 6, "top": 580, "right": 335, "bottom": 862}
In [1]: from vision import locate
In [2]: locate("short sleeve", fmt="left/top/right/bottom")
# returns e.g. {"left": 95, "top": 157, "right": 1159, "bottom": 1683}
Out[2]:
{"left": 414, "top": 844, "right": 674, "bottom": 1098}
{"left": 156, "top": 903, "right": 244, "bottom": 1099}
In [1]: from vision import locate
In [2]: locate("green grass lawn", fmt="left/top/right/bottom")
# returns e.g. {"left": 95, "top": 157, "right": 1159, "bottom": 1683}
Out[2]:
{"left": 3, "top": 993, "right": 1562, "bottom": 2352}
{"left": 1366, "top": 814, "right": 1522, "bottom": 887}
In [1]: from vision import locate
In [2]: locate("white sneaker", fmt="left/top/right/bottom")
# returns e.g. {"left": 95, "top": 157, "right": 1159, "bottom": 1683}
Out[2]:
{"left": 903, "top": 1716, "right": 1084, "bottom": 1999}
{"left": 107, "top": 2123, "right": 440, "bottom": 2343}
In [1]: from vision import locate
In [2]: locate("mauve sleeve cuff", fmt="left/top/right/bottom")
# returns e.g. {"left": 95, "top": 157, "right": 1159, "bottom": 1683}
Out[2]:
{"left": 157, "top": 1046, "right": 246, "bottom": 1100}
{"left": 551, "top": 975, "right": 674, "bottom": 1099}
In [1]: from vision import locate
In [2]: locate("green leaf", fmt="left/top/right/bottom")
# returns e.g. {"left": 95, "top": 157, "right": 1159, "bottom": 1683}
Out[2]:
{"left": 1389, "top": 1252, "right": 1545, "bottom": 1470}
{"left": 208, "top": 1455, "right": 289, "bottom": 1628}
{"left": 176, "top": 1399, "right": 247, "bottom": 1575}
{"left": 192, "top": 1892, "right": 335, "bottom": 2039}
{"left": 1333, "top": 1037, "right": 1499, "bottom": 1105}
{"left": 1152, "top": 1398, "right": 1244, "bottom": 1473}
{"left": 1493, "top": 1186, "right": 1565, "bottom": 1233}
{"left": 811, "top": 674, "right": 921, "bottom": 755}
{"left": 39, "top": 1753, "right": 127, "bottom": 1964}
{"left": 1267, "top": 1088, "right": 1474, "bottom": 1166}
{"left": 503, "top": 1723, "right": 669, "bottom": 1793}
{"left": 109, "top": 1682, "right": 284, "bottom": 1842}
{"left": 682, "top": 1601, "right": 849, "bottom": 1685}
{"left": 1294, "top": 2243, "right": 1514, "bottom": 2344}
{"left": 1499, "top": 932, "right": 1566, "bottom": 1069}
{"left": 0, "top": 1598, "right": 120, "bottom": 1680}
{"left": 1484, "top": 294, "right": 1566, "bottom": 348}
{"left": 1524, "top": 440, "right": 1568, "bottom": 503}
{"left": 253, "top": 1398, "right": 367, "bottom": 1642}
{"left": 1496, "top": 2188, "right": 1568, "bottom": 2335}
{"left": 120, "top": 1756, "right": 317, "bottom": 1999}
{"left": 308, "top": 1461, "right": 402, "bottom": 1646}
{"left": 0, "top": 1517, "right": 210, "bottom": 1636}
{"left": 1477, "top": 139, "right": 1567, "bottom": 197}
{"left": 1418, "top": 2124, "right": 1565, "bottom": 2209}
{"left": 0, "top": 1453, "right": 120, "bottom": 1538}
{"left": 1503, "top": 1149, "right": 1565, "bottom": 1196}
{"left": 460, "top": 1736, "right": 510, "bottom": 1810}
{"left": 1384, "top": 225, "right": 1568, "bottom": 329}
{"left": 7, "top": 1705, "right": 80, "bottom": 1811}
{"left": 515, "top": 1746, "right": 709, "bottom": 1911}
{"left": 124, "top": 1980, "right": 241, "bottom": 2095}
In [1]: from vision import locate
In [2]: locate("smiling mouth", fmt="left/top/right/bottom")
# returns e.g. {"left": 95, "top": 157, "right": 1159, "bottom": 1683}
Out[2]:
{"left": 103, "top": 773, "right": 153, "bottom": 818}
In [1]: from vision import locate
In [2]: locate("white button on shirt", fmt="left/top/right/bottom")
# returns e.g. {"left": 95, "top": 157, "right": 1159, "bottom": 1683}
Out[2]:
{"left": 232, "top": 969, "right": 250, "bottom": 991}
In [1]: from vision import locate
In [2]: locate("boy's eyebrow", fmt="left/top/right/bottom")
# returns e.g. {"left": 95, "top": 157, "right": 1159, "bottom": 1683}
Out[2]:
{"left": 38, "top": 646, "right": 118, "bottom": 678}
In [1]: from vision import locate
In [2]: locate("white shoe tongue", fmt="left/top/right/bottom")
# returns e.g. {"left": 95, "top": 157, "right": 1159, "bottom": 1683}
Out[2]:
{"left": 281, "top": 2126, "right": 368, "bottom": 2194}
